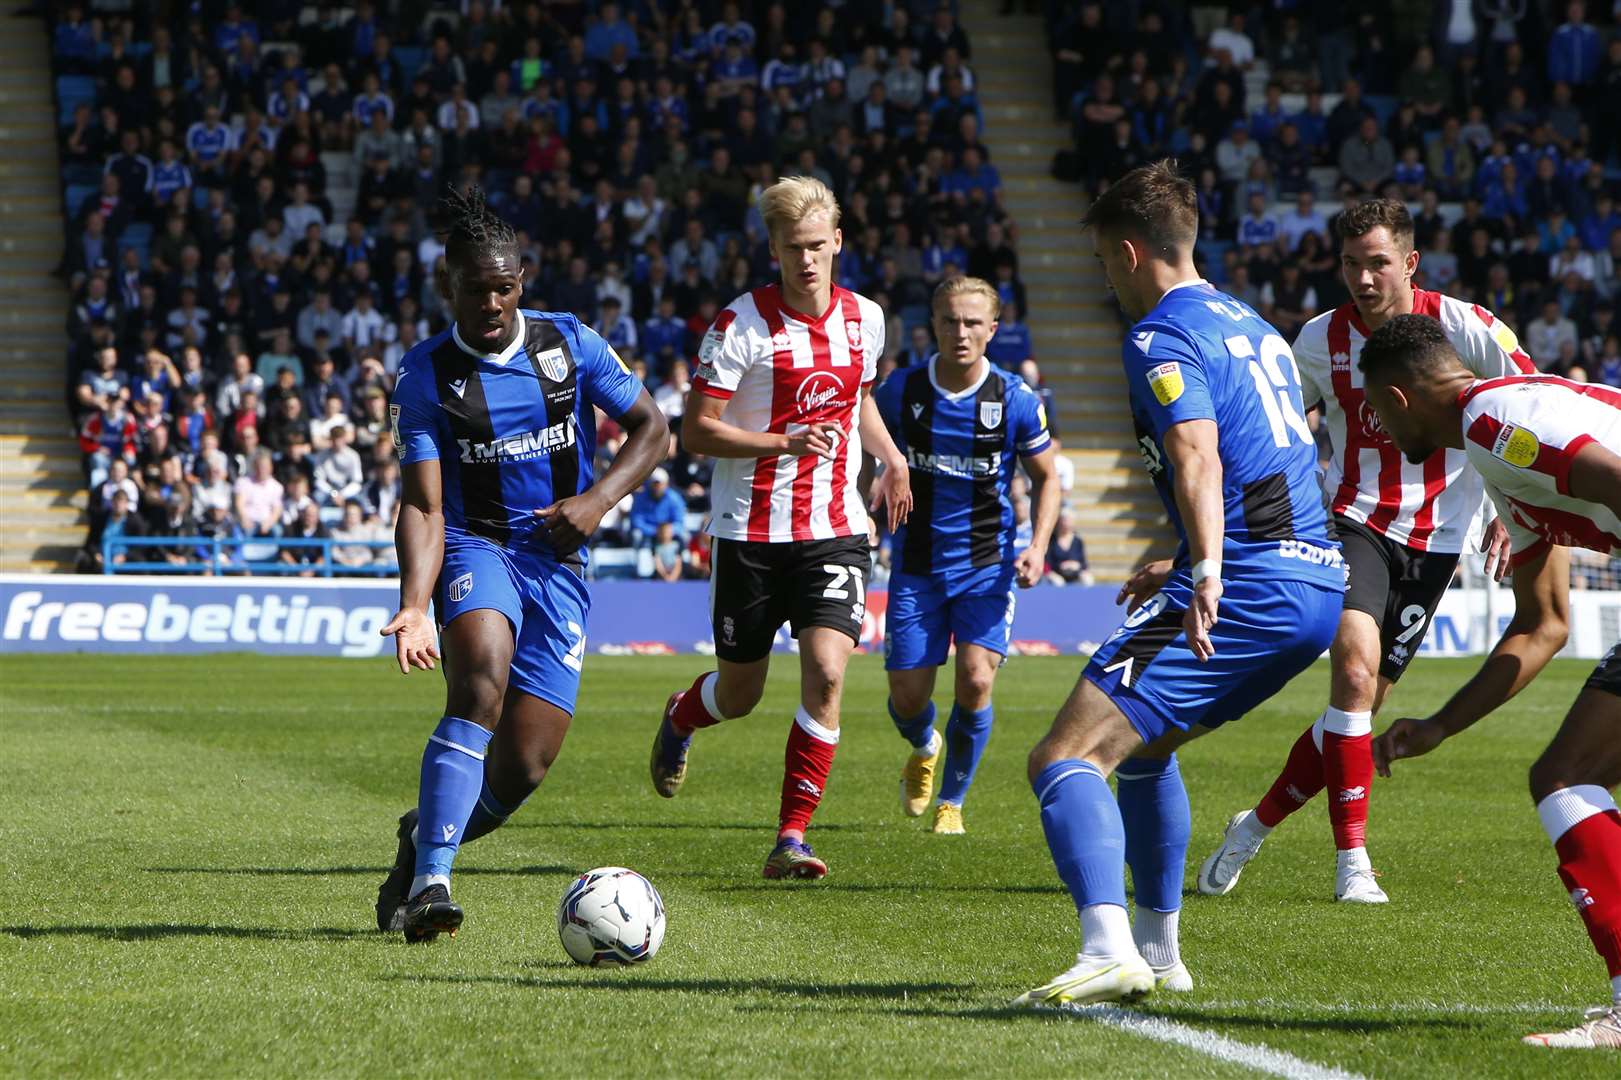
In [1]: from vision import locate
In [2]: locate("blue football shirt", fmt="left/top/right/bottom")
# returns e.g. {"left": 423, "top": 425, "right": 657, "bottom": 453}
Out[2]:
{"left": 1126, "top": 280, "right": 1343, "bottom": 589}
{"left": 876, "top": 357, "right": 1051, "bottom": 590}
{"left": 390, "top": 310, "right": 641, "bottom": 562}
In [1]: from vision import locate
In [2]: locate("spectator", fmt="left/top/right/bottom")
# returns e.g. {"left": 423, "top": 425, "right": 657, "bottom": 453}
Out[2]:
{"left": 1339, "top": 116, "right": 1395, "bottom": 196}
{"left": 654, "top": 359, "right": 691, "bottom": 422}
{"left": 233, "top": 449, "right": 284, "bottom": 536}
{"left": 91, "top": 488, "right": 147, "bottom": 570}
{"left": 330, "top": 498, "right": 381, "bottom": 570}
{"left": 279, "top": 500, "right": 328, "bottom": 576}
{"left": 80, "top": 397, "right": 138, "bottom": 487}
{"left": 629, "top": 468, "right": 687, "bottom": 547}
{"left": 1045, "top": 511, "right": 1092, "bottom": 586}
{"left": 650, "top": 521, "right": 684, "bottom": 582}
{"left": 313, "top": 424, "right": 364, "bottom": 507}
{"left": 1526, "top": 299, "right": 1580, "bottom": 370}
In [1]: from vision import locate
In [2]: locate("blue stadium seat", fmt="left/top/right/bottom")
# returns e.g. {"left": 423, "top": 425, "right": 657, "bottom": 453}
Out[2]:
{"left": 63, "top": 182, "right": 97, "bottom": 217}
{"left": 393, "top": 46, "right": 426, "bottom": 78}
{"left": 121, "top": 221, "right": 152, "bottom": 247}
{"left": 899, "top": 302, "right": 931, "bottom": 335}
{"left": 1364, "top": 95, "right": 1397, "bottom": 129}
{"left": 55, "top": 74, "right": 96, "bottom": 124}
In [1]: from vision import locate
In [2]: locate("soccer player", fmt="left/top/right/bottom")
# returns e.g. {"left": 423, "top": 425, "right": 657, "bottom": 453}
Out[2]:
{"left": 1017, "top": 161, "right": 1344, "bottom": 1006}
{"left": 648, "top": 176, "right": 912, "bottom": 880}
{"left": 1358, "top": 314, "right": 1621, "bottom": 1051}
{"left": 373, "top": 187, "right": 668, "bottom": 942}
{"left": 876, "top": 276, "right": 1061, "bottom": 835}
{"left": 1200, "top": 199, "right": 1533, "bottom": 903}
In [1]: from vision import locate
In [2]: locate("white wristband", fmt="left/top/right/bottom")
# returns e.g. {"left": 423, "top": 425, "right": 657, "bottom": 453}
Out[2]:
{"left": 1192, "top": 559, "right": 1222, "bottom": 583}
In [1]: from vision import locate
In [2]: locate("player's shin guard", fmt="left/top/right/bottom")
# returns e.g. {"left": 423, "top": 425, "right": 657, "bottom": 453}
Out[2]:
{"left": 1254, "top": 715, "right": 1328, "bottom": 828}
{"left": 937, "top": 703, "right": 993, "bottom": 806}
{"left": 670, "top": 671, "right": 726, "bottom": 734}
{"left": 888, "top": 697, "right": 937, "bottom": 751}
{"left": 1118, "top": 754, "right": 1191, "bottom": 913}
{"left": 412, "top": 717, "right": 494, "bottom": 895}
{"left": 1322, "top": 708, "right": 1374, "bottom": 850}
{"left": 1034, "top": 759, "right": 1132, "bottom": 956}
{"left": 1539, "top": 786, "right": 1621, "bottom": 984}
{"left": 778, "top": 708, "right": 839, "bottom": 837}
{"left": 461, "top": 773, "right": 526, "bottom": 844}
{"left": 1118, "top": 754, "right": 1190, "bottom": 970}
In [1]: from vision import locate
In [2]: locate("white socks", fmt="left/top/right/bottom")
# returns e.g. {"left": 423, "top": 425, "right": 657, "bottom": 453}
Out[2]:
{"left": 1613, "top": 975, "right": 1621, "bottom": 1006}
{"left": 1133, "top": 908, "right": 1180, "bottom": 970}
{"left": 1080, "top": 902, "right": 1138, "bottom": 961}
{"left": 1337, "top": 847, "right": 1371, "bottom": 876}
{"left": 1238, "top": 809, "right": 1273, "bottom": 843}
{"left": 911, "top": 729, "right": 941, "bottom": 759}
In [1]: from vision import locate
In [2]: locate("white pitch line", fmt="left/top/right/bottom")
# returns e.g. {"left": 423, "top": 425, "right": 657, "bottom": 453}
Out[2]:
{"left": 1056, "top": 1003, "right": 1367, "bottom": 1080}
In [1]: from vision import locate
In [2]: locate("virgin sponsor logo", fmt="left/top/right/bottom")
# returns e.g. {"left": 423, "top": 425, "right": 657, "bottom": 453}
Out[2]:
{"left": 795, "top": 371, "right": 850, "bottom": 420}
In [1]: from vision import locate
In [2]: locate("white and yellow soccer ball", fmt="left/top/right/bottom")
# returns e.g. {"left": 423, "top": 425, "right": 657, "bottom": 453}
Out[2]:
{"left": 557, "top": 866, "right": 666, "bottom": 966}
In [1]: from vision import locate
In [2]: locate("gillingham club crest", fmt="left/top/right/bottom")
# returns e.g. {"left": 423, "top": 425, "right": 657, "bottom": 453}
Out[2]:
{"left": 535, "top": 347, "right": 570, "bottom": 383}
{"left": 979, "top": 401, "right": 1003, "bottom": 428}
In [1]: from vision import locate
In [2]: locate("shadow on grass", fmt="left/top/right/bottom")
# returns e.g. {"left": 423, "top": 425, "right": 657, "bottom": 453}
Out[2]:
{"left": 389, "top": 972, "right": 962, "bottom": 1001}
{"left": 502, "top": 821, "right": 869, "bottom": 832}
{"left": 697, "top": 881, "right": 1064, "bottom": 895}
{"left": 145, "top": 865, "right": 576, "bottom": 877}
{"left": 2, "top": 923, "right": 374, "bottom": 942}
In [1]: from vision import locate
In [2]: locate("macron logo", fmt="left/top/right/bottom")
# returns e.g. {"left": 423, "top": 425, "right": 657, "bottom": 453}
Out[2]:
{"left": 1133, "top": 331, "right": 1155, "bottom": 353}
{"left": 911, "top": 403, "right": 924, "bottom": 418}
{"left": 441, "top": 824, "right": 457, "bottom": 842}
{"left": 449, "top": 378, "right": 468, "bottom": 399}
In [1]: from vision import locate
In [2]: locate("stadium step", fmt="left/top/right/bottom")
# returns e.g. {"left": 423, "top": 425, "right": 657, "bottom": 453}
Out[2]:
{"left": 0, "top": 13, "right": 78, "bottom": 573}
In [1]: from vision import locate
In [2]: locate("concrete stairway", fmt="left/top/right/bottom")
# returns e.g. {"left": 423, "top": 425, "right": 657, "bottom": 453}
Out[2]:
{"left": 0, "top": 10, "right": 84, "bottom": 572}
{"left": 961, "top": 0, "right": 1164, "bottom": 580}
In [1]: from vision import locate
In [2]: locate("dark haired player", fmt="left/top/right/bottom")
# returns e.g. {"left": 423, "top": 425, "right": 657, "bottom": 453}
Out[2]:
{"left": 373, "top": 186, "right": 668, "bottom": 942}
{"left": 1357, "top": 314, "right": 1621, "bottom": 1051}
{"left": 1017, "top": 161, "right": 1344, "bottom": 1005}
{"left": 1201, "top": 198, "right": 1533, "bottom": 904}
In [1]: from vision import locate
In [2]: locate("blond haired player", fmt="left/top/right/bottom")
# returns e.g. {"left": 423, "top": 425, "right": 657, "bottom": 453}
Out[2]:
{"left": 648, "top": 176, "right": 912, "bottom": 879}
{"left": 1200, "top": 199, "right": 1533, "bottom": 903}
{"left": 1360, "top": 314, "right": 1621, "bottom": 1051}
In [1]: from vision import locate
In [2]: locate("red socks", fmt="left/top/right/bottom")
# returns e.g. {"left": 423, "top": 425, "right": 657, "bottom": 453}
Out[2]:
{"left": 1254, "top": 708, "right": 1372, "bottom": 847}
{"left": 1255, "top": 725, "right": 1325, "bottom": 828}
{"left": 778, "top": 709, "right": 839, "bottom": 837}
{"left": 1324, "top": 731, "right": 1374, "bottom": 850}
{"left": 1540, "top": 788, "right": 1621, "bottom": 979}
{"left": 669, "top": 672, "right": 723, "bottom": 734}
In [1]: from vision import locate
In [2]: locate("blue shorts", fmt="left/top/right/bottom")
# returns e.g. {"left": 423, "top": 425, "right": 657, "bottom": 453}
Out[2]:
{"left": 1083, "top": 572, "right": 1342, "bottom": 744}
{"left": 436, "top": 536, "right": 591, "bottom": 714}
{"left": 884, "top": 569, "right": 1016, "bottom": 671}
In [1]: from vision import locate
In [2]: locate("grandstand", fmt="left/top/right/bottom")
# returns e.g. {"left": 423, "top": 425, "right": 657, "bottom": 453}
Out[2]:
{"left": 5, "top": 1, "right": 1621, "bottom": 587}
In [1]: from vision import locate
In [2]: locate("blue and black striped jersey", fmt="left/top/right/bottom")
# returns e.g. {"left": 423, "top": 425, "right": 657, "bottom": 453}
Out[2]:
{"left": 389, "top": 310, "right": 641, "bottom": 561}
{"left": 876, "top": 357, "right": 1051, "bottom": 587}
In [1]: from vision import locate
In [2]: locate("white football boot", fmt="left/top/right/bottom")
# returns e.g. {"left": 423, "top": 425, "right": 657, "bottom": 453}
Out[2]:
{"left": 1150, "top": 961, "right": 1193, "bottom": 992}
{"left": 1334, "top": 849, "right": 1389, "bottom": 903}
{"left": 1197, "top": 810, "right": 1267, "bottom": 896}
{"left": 1013, "top": 953, "right": 1154, "bottom": 1007}
{"left": 1523, "top": 1006, "right": 1621, "bottom": 1049}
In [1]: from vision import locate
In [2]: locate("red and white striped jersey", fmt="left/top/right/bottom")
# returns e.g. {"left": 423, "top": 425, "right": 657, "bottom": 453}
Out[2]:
{"left": 691, "top": 283, "right": 883, "bottom": 543}
{"left": 1294, "top": 289, "right": 1534, "bottom": 553}
{"left": 1460, "top": 375, "right": 1621, "bottom": 569}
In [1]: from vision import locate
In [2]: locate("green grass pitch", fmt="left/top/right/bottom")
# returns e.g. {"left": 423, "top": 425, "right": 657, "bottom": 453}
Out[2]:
{"left": 1, "top": 652, "right": 1613, "bottom": 1078}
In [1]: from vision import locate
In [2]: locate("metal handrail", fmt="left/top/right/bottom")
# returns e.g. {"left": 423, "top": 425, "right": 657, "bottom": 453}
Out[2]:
{"left": 102, "top": 534, "right": 398, "bottom": 577}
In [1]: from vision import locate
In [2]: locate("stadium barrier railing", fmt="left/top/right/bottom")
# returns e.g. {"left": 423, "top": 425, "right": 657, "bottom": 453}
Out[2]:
{"left": 104, "top": 535, "right": 397, "bottom": 577}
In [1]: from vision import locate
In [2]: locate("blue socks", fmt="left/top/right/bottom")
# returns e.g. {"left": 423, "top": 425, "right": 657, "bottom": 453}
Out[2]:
{"left": 1116, "top": 753, "right": 1191, "bottom": 914}
{"left": 1032, "top": 759, "right": 1128, "bottom": 917}
{"left": 462, "top": 773, "right": 525, "bottom": 844}
{"left": 937, "top": 703, "right": 993, "bottom": 806}
{"left": 412, "top": 716, "right": 494, "bottom": 893}
{"left": 888, "top": 697, "right": 936, "bottom": 751}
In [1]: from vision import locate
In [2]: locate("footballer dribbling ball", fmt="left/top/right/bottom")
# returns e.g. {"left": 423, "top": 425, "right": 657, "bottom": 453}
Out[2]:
{"left": 557, "top": 866, "right": 666, "bottom": 966}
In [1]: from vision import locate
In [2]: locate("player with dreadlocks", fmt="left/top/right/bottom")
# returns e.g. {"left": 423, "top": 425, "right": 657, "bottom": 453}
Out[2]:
{"left": 373, "top": 185, "right": 668, "bottom": 942}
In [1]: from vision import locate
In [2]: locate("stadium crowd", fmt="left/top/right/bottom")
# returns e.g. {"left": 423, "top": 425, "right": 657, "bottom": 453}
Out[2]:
{"left": 1051, "top": 1, "right": 1621, "bottom": 587}
{"left": 52, "top": 0, "right": 1084, "bottom": 578}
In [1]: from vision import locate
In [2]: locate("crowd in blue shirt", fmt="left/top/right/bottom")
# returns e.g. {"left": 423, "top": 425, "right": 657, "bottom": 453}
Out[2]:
{"left": 51, "top": 0, "right": 1048, "bottom": 577}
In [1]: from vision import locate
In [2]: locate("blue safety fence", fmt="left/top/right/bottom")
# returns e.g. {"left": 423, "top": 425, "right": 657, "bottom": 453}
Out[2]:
{"left": 104, "top": 535, "right": 397, "bottom": 577}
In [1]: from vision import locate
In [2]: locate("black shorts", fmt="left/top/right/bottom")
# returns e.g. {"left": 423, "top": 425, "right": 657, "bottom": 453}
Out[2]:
{"left": 710, "top": 534, "right": 872, "bottom": 663}
{"left": 1586, "top": 643, "right": 1621, "bottom": 696}
{"left": 1337, "top": 514, "right": 1460, "bottom": 683}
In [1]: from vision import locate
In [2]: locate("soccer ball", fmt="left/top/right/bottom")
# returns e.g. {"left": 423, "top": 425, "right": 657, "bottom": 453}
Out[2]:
{"left": 557, "top": 866, "right": 666, "bottom": 966}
